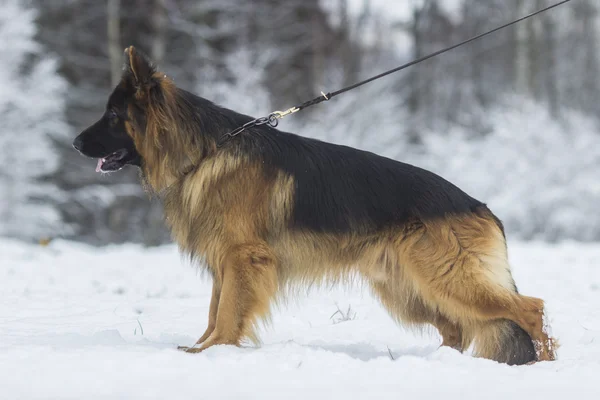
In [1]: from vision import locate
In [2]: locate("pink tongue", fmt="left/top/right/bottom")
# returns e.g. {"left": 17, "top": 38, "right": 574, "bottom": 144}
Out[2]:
{"left": 96, "top": 158, "right": 104, "bottom": 172}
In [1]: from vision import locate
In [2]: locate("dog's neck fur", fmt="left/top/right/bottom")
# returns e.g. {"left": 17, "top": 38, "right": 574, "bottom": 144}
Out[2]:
{"left": 136, "top": 80, "right": 253, "bottom": 193}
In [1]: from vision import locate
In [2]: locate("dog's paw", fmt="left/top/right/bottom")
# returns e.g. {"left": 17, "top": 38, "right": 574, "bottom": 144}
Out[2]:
{"left": 185, "top": 347, "right": 204, "bottom": 354}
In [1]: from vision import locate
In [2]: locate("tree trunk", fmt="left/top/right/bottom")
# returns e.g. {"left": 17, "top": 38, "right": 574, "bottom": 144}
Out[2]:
{"left": 526, "top": 1, "right": 541, "bottom": 99}
{"left": 541, "top": 4, "right": 559, "bottom": 119}
{"left": 311, "top": 8, "right": 325, "bottom": 94}
{"left": 107, "top": 0, "right": 121, "bottom": 87}
{"left": 151, "top": 0, "right": 168, "bottom": 66}
{"left": 581, "top": 0, "right": 598, "bottom": 114}
{"left": 409, "top": 4, "right": 427, "bottom": 114}
{"left": 339, "top": 0, "right": 359, "bottom": 87}
{"left": 514, "top": 0, "right": 528, "bottom": 95}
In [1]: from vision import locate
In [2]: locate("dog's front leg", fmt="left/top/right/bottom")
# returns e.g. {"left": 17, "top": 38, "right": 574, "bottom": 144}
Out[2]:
{"left": 186, "top": 242, "right": 278, "bottom": 353}
{"left": 196, "top": 279, "right": 221, "bottom": 344}
{"left": 177, "top": 276, "right": 222, "bottom": 351}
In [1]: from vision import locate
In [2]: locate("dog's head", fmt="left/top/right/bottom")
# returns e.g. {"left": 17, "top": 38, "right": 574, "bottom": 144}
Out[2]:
{"left": 72, "top": 46, "right": 158, "bottom": 173}
{"left": 74, "top": 46, "right": 222, "bottom": 190}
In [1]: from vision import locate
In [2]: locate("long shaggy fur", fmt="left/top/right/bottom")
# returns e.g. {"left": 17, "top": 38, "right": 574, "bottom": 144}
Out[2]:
{"left": 72, "top": 47, "right": 558, "bottom": 364}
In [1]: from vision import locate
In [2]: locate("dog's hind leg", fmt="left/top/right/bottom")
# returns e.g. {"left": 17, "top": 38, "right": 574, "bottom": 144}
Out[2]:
{"left": 401, "top": 215, "right": 556, "bottom": 364}
{"left": 186, "top": 242, "right": 278, "bottom": 353}
{"left": 441, "top": 284, "right": 555, "bottom": 363}
{"left": 432, "top": 314, "right": 465, "bottom": 351}
{"left": 370, "top": 281, "right": 467, "bottom": 352}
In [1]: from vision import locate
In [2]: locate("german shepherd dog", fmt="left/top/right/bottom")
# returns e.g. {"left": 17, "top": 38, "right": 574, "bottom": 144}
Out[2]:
{"left": 73, "top": 46, "right": 557, "bottom": 365}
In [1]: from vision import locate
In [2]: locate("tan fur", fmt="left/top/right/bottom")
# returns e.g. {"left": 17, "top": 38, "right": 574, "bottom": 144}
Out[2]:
{"left": 123, "top": 46, "right": 557, "bottom": 362}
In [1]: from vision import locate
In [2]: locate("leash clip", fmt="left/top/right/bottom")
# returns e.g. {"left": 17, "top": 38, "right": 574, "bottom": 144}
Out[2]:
{"left": 270, "top": 106, "right": 300, "bottom": 121}
{"left": 218, "top": 104, "right": 300, "bottom": 146}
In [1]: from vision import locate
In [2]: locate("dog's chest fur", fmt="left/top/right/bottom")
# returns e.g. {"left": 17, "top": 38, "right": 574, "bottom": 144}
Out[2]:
{"left": 158, "top": 152, "right": 293, "bottom": 272}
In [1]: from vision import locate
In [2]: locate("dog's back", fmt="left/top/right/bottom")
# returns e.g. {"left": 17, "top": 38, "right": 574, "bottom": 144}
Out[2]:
{"left": 239, "top": 127, "right": 485, "bottom": 234}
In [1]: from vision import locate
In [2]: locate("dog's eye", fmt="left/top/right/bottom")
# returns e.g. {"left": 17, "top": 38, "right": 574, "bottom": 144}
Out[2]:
{"left": 107, "top": 110, "right": 119, "bottom": 126}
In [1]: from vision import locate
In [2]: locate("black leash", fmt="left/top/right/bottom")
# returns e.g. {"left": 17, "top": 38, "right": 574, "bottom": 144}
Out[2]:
{"left": 220, "top": 0, "right": 572, "bottom": 144}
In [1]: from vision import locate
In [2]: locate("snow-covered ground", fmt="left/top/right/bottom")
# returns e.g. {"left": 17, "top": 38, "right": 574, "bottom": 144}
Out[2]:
{"left": 1, "top": 238, "right": 600, "bottom": 399}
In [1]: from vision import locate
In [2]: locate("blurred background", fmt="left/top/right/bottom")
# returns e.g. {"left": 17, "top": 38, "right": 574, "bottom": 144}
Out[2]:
{"left": 0, "top": 0, "right": 597, "bottom": 247}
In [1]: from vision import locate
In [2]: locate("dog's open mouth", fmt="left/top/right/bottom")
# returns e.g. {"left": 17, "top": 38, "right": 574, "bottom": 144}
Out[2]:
{"left": 96, "top": 149, "right": 130, "bottom": 173}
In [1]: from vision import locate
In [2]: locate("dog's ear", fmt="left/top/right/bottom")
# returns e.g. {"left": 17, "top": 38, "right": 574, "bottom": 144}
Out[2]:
{"left": 124, "top": 46, "right": 155, "bottom": 88}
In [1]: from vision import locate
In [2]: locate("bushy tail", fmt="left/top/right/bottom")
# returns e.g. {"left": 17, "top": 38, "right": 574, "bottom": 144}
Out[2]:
{"left": 471, "top": 319, "right": 536, "bottom": 365}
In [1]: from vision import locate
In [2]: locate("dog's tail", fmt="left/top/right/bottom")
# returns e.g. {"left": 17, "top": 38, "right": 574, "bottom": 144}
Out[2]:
{"left": 470, "top": 319, "right": 536, "bottom": 365}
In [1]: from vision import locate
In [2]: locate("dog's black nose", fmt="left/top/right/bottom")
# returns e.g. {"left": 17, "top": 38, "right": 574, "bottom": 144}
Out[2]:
{"left": 72, "top": 136, "right": 83, "bottom": 152}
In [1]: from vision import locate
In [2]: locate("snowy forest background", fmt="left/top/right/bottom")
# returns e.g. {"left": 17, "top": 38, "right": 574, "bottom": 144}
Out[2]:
{"left": 0, "top": 0, "right": 598, "bottom": 246}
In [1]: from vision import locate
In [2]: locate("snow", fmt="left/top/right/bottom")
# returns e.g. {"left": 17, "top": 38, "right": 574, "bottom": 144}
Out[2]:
{"left": 2, "top": 238, "right": 600, "bottom": 399}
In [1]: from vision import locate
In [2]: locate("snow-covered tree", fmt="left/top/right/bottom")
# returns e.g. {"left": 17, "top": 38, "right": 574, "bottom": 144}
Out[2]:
{"left": 0, "top": 0, "right": 68, "bottom": 240}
